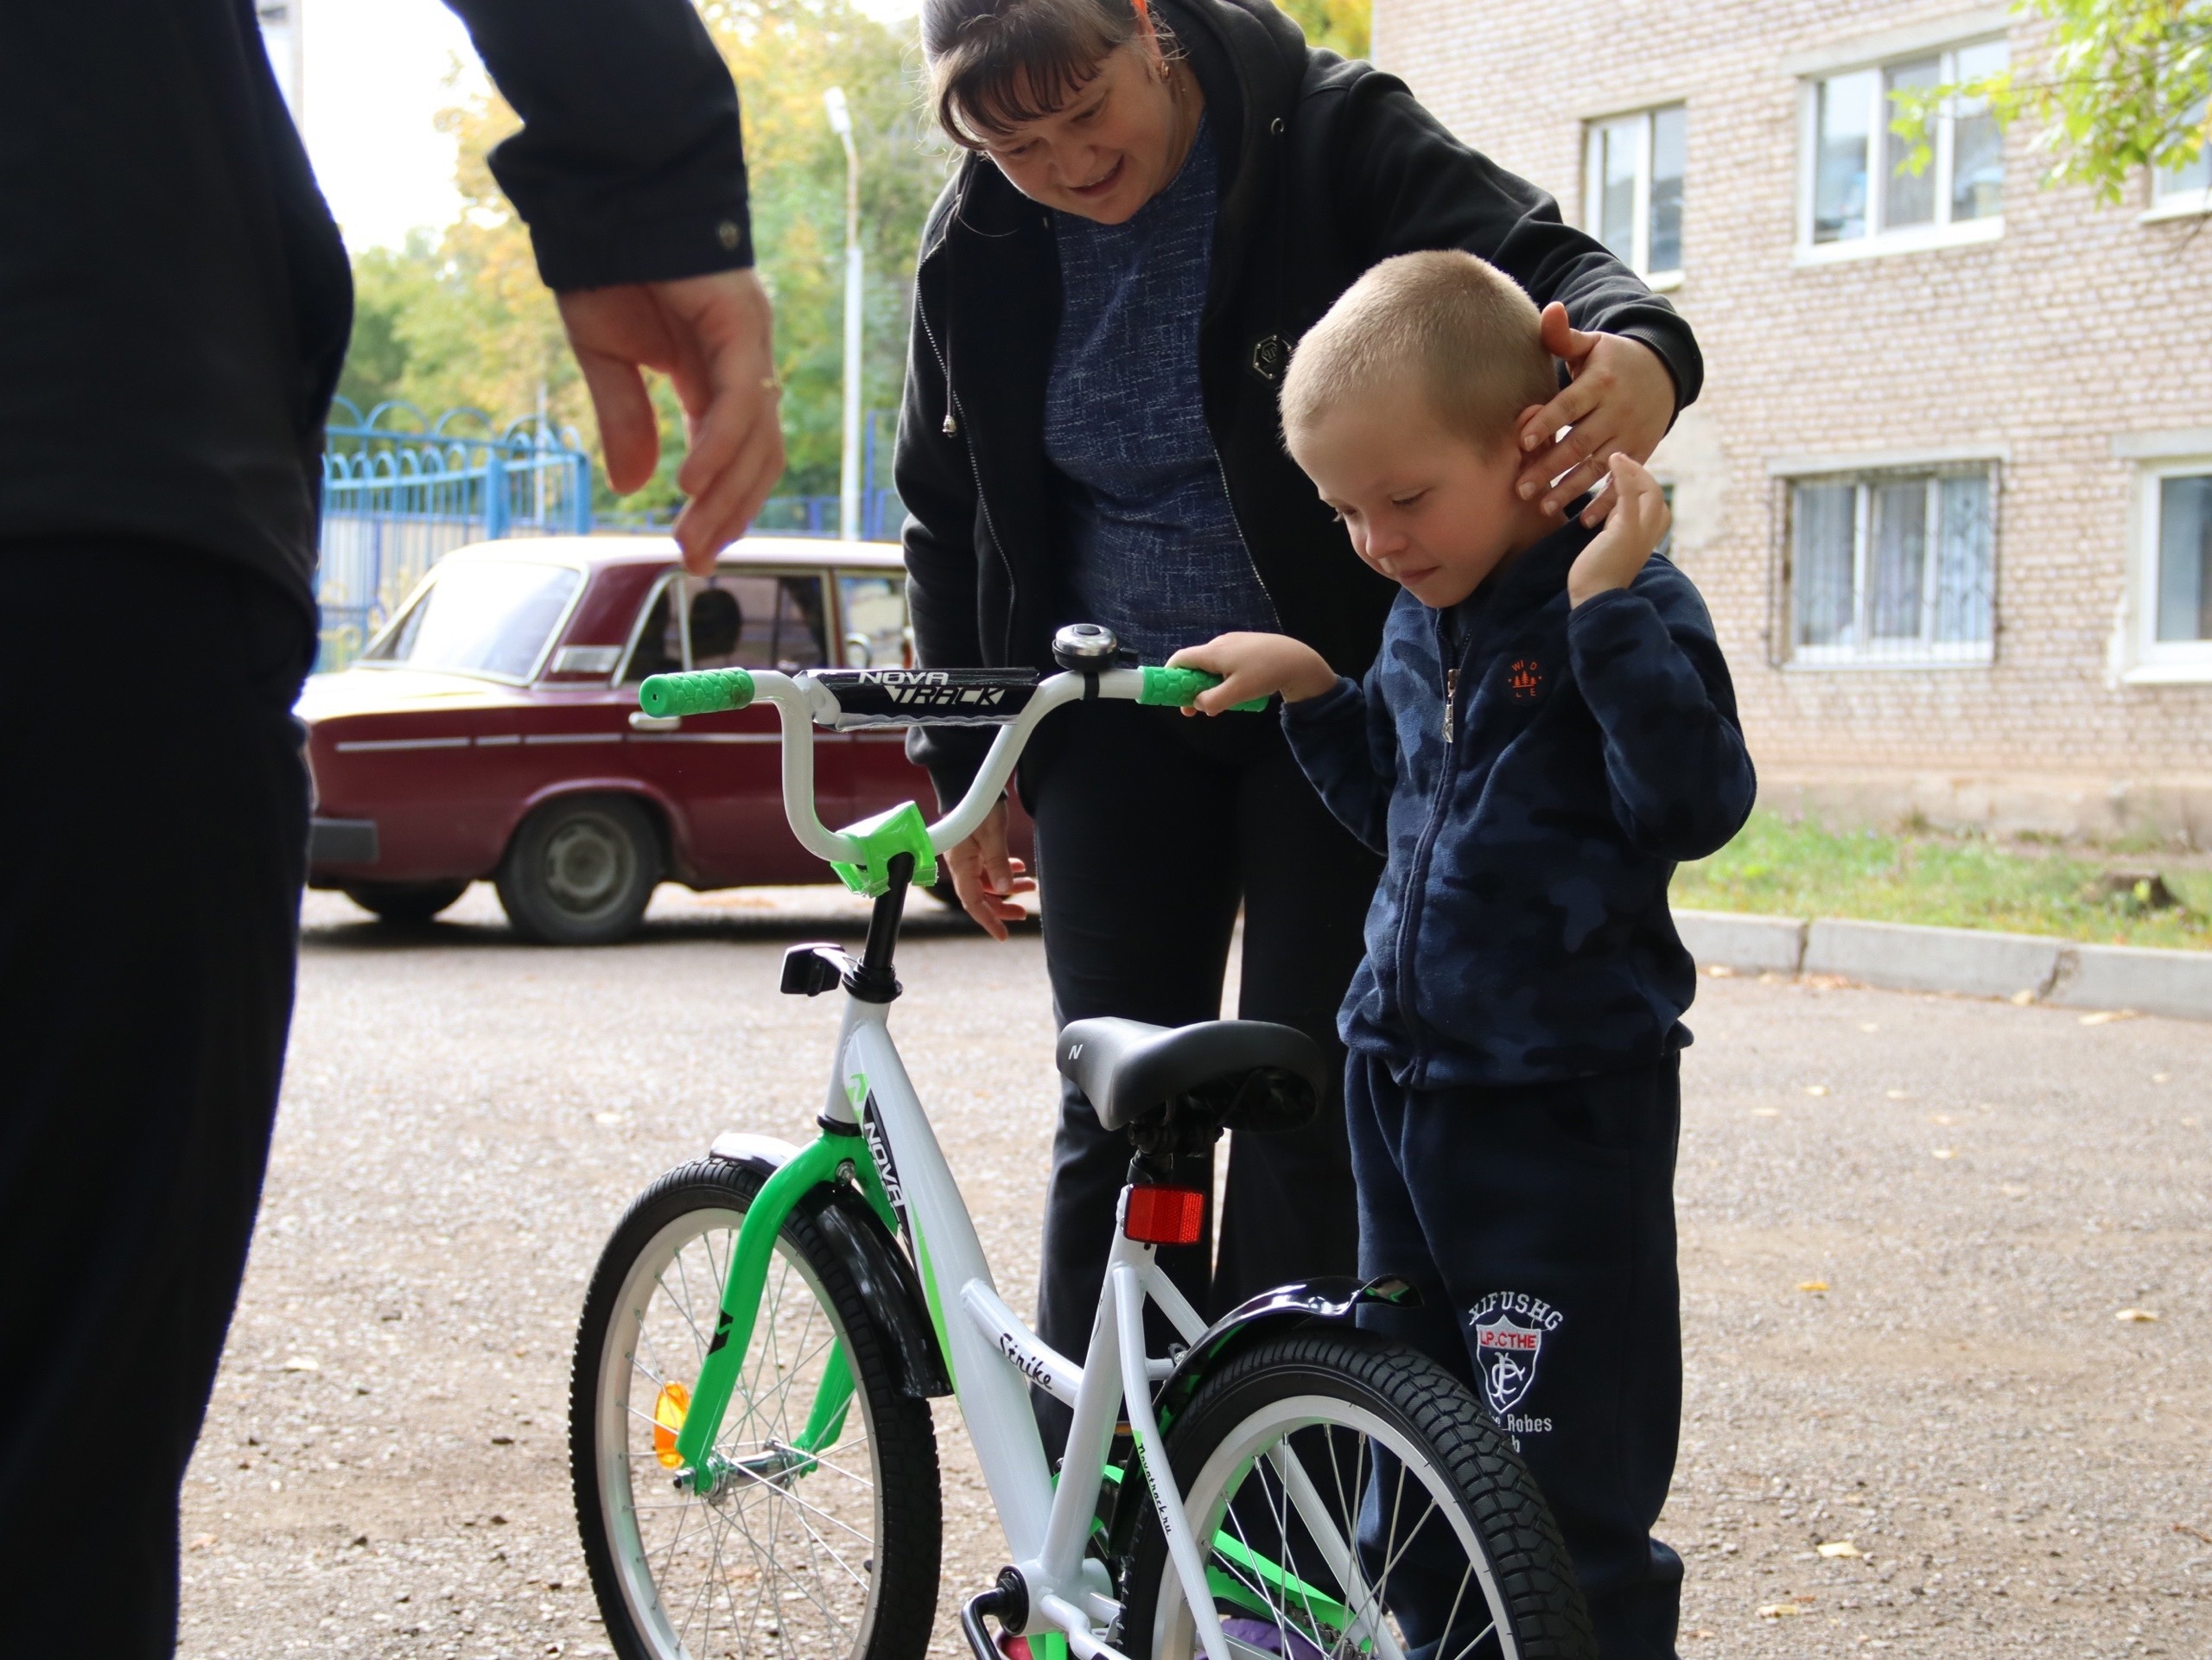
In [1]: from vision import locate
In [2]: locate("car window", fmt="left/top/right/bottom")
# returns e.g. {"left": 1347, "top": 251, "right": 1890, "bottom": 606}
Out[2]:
{"left": 694, "top": 571, "right": 830, "bottom": 673}
{"left": 620, "top": 582, "right": 683, "bottom": 685}
{"left": 365, "top": 560, "right": 581, "bottom": 681}
{"left": 616, "top": 569, "right": 832, "bottom": 681}
{"left": 838, "top": 573, "right": 912, "bottom": 669}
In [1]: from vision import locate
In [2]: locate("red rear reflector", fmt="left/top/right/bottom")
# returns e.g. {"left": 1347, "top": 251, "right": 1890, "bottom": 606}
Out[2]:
{"left": 1123, "top": 1186, "right": 1205, "bottom": 1245}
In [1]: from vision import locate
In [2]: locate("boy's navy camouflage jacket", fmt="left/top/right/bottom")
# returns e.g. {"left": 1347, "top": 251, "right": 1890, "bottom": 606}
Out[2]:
{"left": 1281, "top": 522, "right": 1757, "bottom": 1089}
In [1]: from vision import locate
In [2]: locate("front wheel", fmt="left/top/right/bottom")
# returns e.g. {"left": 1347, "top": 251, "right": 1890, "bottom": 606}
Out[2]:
{"left": 571, "top": 1157, "right": 942, "bottom": 1660}
{"left": 1122, "top": 1328, "right": 1593, "bottom": 1660}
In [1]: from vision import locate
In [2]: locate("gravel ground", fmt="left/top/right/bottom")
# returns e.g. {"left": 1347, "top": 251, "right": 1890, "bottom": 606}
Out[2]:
{"left": 178, "top": 882, "right": 2210, "bottom": 1658}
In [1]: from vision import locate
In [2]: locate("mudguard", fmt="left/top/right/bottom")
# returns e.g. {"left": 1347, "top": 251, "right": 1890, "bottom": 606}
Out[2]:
{"left": 1102, "top": 1275, "right": 1419, "bottom": 1557}
{"left": 708, "top": 1134, "right": 952, "bottom": 1400}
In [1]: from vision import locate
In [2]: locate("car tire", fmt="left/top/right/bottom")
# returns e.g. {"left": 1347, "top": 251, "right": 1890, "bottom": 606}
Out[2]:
{"left": 341, "top": 880, "right": 471, "bottom": 924}
{"left": 496, "top": 796, "right": 662, "bottom": 945}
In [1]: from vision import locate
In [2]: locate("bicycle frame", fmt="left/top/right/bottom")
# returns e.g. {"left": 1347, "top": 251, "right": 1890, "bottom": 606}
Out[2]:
{"left": 645, "top": 661, "right": 1348, "bottom": 1660}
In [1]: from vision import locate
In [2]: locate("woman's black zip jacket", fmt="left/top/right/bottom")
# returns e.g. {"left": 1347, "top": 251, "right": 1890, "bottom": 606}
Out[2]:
{"left": 894, "top": 0, "right": 1705, "bottom": 810}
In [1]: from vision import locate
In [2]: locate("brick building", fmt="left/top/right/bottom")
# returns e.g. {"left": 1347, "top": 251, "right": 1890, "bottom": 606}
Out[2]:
{"left": 1373, "top": 0, "right": 2212, "bottom": 840}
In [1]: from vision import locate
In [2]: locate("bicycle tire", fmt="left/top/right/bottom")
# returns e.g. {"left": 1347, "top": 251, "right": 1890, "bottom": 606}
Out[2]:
{"left": 1121, "top": 1326, "right": 1593, "bottom": 1660}
{"left": 571, "top": 1156, "right": 941, "bottom": 1660}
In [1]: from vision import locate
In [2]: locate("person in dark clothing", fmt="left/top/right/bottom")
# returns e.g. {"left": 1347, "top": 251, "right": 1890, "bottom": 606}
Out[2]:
{"left": 0, "top": 3, "right": 782, "bottom": 1647}
{"left": 899, "top": 0, "right": 1704, "bottom": 1451}
{"left": 1173, "top": 250, "right": 1756, "bottom": 1658}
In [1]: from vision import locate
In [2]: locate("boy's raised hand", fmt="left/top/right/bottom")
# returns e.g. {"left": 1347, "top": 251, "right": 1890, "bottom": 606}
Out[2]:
{"left": 1567, "top": 454, "right": 1673, "bottom": 608}
{"left": 1166, "top": 633, "right": 1338, "bottom": 715}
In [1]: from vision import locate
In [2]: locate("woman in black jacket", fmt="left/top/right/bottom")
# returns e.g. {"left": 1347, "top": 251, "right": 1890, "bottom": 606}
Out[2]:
{"left": 899, "top": 0, "right": 1699, "bottom": 1448}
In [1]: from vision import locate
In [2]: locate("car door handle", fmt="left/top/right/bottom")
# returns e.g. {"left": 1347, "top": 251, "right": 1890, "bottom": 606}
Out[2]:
{"left": 628, "top": 712, "right": 683, "bottom": 733}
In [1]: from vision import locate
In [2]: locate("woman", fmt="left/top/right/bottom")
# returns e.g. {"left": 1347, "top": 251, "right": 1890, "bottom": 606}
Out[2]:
{"left": 899, "top": 0, "right": 1694, "bottom": 1459}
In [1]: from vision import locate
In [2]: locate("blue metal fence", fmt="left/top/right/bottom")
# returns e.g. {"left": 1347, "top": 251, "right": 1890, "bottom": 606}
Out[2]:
{"left": 316, "top": 398, "right": 594, "bottom": 670}
{"left": 315, "top": 401, "right": 909, "bottom": 671}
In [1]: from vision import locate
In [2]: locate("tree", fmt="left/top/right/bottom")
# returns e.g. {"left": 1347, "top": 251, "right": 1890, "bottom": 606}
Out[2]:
{"left": 1279, "top": 0, "right": 1370, "bottom": 60}
{"left": 1893, "top": 0, "right": 2211, "bottom": 204}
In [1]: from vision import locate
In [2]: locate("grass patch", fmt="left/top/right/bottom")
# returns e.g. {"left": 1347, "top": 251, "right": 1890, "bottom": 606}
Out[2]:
{"left": 1672, "top": 812, "right": 2212, "bottom": 951}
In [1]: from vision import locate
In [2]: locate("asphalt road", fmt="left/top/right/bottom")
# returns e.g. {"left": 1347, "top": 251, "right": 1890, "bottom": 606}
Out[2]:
{"left": 178, "top": 882, "right": 2210, "bottom": 1658}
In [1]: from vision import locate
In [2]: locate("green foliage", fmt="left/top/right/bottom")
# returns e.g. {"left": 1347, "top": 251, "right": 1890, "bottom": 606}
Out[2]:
{"left": 333, "top": 0, "right": 950, "bottom": 512}
{"left": 1278, "top": 0, "right": 1370, "bottom": 59}
{"left": 1674, "top": 811, "right": 2212, "bottom": 950}
{"left": 1891, "top": 0, "right": 2212, "bottom": 204}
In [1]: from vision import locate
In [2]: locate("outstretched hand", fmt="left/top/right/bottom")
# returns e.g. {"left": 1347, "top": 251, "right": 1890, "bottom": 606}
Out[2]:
{"left": 557, "top": 268, "right": 786, "bottom": 574}
{"left": 1515, "top": 303, "right": 1676, "bottom": 528}
{"left": 1567, "top": 455, "right": 1672, "bottom": 607}
{"left": 1166, "top": 633, "right": 1338, "bottom": 714}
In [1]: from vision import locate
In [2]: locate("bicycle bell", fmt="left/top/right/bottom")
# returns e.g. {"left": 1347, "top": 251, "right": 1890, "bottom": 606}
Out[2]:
{"left": 1052, "top": 623, "right": 1121, "bottom": 673}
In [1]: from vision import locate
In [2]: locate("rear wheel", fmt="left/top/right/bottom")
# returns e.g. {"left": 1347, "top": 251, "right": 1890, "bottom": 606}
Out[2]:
{"left": 340, "top": 879, "right": 469, "bottom": 923}
{"left": 1122, "top": 1328, "right": 1593, "bottom": 1660}
{"left": 496, "top": 794, "right": 660, "bottom": 944}
{"left": 571, "top": 1157, "right": 942, "bottom": 1660}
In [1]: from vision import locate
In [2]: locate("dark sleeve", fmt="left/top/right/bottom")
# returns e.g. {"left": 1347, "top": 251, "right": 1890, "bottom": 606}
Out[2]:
{"left": 1566, "top": 566, "right": 1755, "bottom": 860}
{"left": 443, "top": 0, "right": 753, "bottom": 291}
{"left": 893, "top": 232, "right": 996, "bottom": 811}
{"left": 1332, "top": 77, "right": 1702, "bottom": 412}
{"left": 1280, "top": 673, "right": 1394, "bottom": 855}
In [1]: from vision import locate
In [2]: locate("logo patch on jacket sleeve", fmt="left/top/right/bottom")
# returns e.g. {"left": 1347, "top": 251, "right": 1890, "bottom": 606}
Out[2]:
{"left": 1467, "top": 1290, "right": 1561, "bottom": 1425}
{"left": 1505, "top": 658, "right": 1544, "bottom": 703}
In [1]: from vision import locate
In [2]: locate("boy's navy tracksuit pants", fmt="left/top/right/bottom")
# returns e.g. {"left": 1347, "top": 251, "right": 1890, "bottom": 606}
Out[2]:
{"left": 1348, "top": 1051, "right": 1687, "bottom": 1660}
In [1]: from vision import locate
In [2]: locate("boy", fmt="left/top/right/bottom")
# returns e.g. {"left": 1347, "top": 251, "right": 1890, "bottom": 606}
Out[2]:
{"left": 1170, "top": 250, "right": 1756, "bottom": 1658}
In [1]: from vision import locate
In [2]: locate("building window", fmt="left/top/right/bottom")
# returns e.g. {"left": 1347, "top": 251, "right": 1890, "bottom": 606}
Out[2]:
{"left": 2130, "top": 461, "right": 2212, "bottom": 678}
{"left": 1584, "top": 105, "right": 1686, "bottom": 282}
{"left": 1801, "top": 38, "right": 2007, "bottom": 255}
{"left": 1786, "top": 468, "right": 1996, "bottom": 665}
{"left": 2151, "top": 99, "right": 2210, "bottom": 216}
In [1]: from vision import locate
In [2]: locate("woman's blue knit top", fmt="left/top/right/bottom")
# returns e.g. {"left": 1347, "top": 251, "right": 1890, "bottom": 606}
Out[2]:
{"left": 1042, "top": 117, "right": 1277, "bottom": 665}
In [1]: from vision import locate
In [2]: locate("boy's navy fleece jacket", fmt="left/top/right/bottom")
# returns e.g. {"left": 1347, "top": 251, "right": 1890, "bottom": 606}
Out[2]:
{"left": 1282, "top": 524, "right": 1757, "bottom": 1090}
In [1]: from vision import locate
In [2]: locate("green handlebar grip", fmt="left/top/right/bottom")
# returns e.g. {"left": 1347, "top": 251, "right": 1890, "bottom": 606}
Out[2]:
{"left": 639, "top": 667, "right": 755, "bottom": 718}
{"left": 1138, "top": 665, "right": 1268, "bottom": 714}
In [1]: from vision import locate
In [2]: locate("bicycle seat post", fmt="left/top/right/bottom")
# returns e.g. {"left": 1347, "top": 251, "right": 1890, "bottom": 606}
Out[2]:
{"left": 848, "top": 851, "right": 914, "bottom": 1003}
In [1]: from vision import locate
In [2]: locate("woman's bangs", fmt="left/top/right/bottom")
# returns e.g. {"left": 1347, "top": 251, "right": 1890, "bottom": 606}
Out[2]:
{"left": 936, "top": 8, "right": 1120, "bottom": 147}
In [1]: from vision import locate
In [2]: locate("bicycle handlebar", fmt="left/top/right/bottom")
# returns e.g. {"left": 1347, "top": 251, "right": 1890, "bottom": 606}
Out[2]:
{"left": 634, "top": 658, "right": 1266, "bottom": 875}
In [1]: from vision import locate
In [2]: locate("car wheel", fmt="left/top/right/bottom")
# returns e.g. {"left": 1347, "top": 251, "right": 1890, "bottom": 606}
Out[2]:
{"left": 496, "top": 796, "right": 662, "bottom": 945}
{"left": 341, "top": 880, "right": 471, "bottom": 924}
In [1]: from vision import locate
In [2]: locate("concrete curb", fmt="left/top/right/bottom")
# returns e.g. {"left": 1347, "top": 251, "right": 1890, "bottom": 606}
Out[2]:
{"left": 1673, "top": 907, "right": 2212, "bottom": 1021}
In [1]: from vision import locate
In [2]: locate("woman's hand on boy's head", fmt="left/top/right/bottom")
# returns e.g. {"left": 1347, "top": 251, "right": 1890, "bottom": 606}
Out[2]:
{"left": 1516, "top": 304, "right": 1676, "bottom": 528}
{"left": 1567, "top": 455, "right": 1671, "bottom": 608}
{"left": 1166, "top": 633, "right": 1337, "bottom": 714}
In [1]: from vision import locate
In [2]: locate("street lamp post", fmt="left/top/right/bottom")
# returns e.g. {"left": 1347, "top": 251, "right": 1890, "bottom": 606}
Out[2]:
{"left": 823, "top": 86, "right": 863, "bottom": 542}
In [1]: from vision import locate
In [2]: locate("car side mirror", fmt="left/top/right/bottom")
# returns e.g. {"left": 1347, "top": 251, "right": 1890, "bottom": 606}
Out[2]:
{"left": 844, "top": 632, "right": 874, "bottom": 669}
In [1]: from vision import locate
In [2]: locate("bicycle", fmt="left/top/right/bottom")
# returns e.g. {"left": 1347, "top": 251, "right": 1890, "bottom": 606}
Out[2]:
{"left": 569, "top": 623, "right": 1593, "bottom": 1660}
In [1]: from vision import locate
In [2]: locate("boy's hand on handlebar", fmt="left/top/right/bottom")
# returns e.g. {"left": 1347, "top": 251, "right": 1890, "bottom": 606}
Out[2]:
{"left": 945, "top": 798, "right": 1034, "bottom": 942}
{"left": 1166, "top": 633, "right": 1337, "bottom": 715}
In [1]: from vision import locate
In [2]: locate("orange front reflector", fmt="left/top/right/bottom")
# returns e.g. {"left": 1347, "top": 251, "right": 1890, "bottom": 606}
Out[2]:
{"left": 652, "top": 1381, "right": 691, "bottom": 1468}
{"left": 1124, "top": 1186, "right": 1205, "bottom": 1245}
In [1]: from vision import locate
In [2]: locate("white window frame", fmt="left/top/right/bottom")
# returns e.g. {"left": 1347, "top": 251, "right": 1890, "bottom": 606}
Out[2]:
{"left": 1775, "top": 454, "right": 2001, "bottom": 670}
{"left": 1581, "top": 105, "right": 1686, "bottom": 289}
{"left": 1795, "top": 35, "right": 2008, "bottom": 264}
{"left": 2140, "top": 99, "right": 2211, "bottom": 223}
{"left": 2121, "top": 447, "right": 2212, "bottom": 684}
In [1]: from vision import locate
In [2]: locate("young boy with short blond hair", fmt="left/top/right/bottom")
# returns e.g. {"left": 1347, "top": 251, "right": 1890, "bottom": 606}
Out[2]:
{"left": 1173, "top": 249, "right": 1757, "bottom": 1659}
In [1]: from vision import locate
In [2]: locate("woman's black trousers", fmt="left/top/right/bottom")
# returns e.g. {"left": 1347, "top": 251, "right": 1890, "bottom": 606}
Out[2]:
{"left": 1027, "top": 698, "right": 1382, "bottom": 1452}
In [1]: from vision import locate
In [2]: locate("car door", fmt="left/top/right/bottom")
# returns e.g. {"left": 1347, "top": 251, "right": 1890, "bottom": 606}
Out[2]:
{"left": 623, "top": 565, "right": 838, "bottom": 886}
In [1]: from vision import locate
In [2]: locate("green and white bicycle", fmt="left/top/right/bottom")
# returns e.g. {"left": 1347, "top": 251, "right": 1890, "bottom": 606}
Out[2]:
{"left": 569, "top": 624, "right": 1593, "bottom": 1660}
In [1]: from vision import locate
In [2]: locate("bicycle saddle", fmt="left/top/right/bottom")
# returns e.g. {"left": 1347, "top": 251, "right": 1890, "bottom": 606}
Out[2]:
{"left": 1057, "top": 1017, "right": 1326, "bottom": 1138}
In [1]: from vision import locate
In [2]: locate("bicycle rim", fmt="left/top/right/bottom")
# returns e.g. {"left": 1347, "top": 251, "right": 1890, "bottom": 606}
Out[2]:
{"left": 1148, "top": 1395, "right": 1519, "bottom": 1660}
{"left": 592, "top": 1204, "right": 885, "bottom": 1658}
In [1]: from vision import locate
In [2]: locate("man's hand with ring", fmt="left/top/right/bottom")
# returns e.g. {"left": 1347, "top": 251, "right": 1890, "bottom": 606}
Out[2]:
{"left": 557, "top": 268, "right": 787, "bottom": 573}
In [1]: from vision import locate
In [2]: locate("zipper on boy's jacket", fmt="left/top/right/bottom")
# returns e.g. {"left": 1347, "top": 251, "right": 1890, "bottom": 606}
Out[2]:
{"left": 1392, "top": 615, "right": 1481, "bottom": 1070}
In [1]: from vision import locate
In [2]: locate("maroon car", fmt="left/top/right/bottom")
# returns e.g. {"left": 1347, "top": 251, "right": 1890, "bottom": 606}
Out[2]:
{"left": 301, "top": 537, "right": 1025, "bottom": 943}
